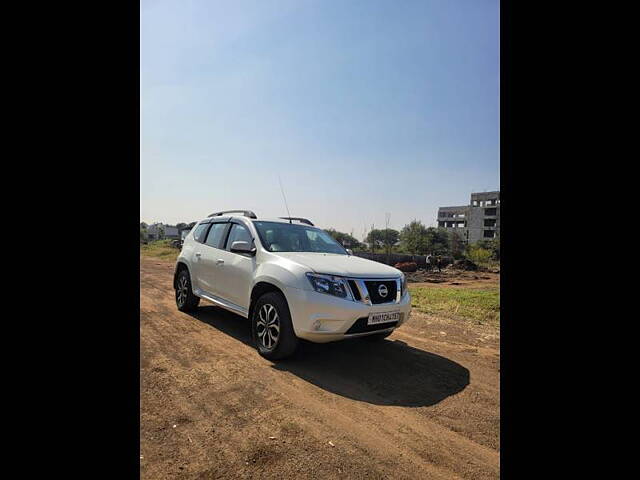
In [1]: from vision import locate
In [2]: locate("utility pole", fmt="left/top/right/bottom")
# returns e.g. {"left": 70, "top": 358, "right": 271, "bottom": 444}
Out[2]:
{"left": 385, "top": 212, "right": 391, "bottom": 265}
{"left": 371, "top": 223, "right": 375, "bottom": 254}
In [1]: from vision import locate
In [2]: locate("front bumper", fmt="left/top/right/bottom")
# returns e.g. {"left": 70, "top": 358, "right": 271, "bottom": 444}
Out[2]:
{"left": 283, "top": 285, "right": 412, "bottom": 343}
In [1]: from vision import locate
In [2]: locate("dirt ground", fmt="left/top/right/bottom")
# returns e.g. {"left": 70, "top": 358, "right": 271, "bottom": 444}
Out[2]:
{"left": 140, "top": 257, "right": 499, "bottom": 479}
{"left": 405, "top": 269, "right": 500, "bottom": 290}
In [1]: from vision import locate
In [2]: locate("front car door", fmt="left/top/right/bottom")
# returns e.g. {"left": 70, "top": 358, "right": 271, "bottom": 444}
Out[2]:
{"left": 215, "top": 221, "right": 256, "bottom": 311}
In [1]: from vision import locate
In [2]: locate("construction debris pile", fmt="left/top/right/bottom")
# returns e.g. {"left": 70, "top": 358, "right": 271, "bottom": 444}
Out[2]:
{"left": 405, "top": 268, "right": 496, "bottom": 284}
{"left": 394, "top": 262, "right": 418, "bottom": 272}
{"left": 451, "top": 259, "right": 479, "bottom": 271}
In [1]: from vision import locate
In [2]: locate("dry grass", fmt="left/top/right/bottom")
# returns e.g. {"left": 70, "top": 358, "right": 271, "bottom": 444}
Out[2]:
{"left": 140, "top": 240, "right": 179, "bottom": 261}
{"left": 409, "top": 285, "right": 500, "bottom": 326}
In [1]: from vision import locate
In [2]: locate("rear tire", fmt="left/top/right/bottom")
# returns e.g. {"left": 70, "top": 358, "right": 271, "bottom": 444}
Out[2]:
{"left": 361, "top": 330, "right": 394, "bottom": 341}
{"left": 175, "top": 269, "right": 200, "bottom": 312}
{"left": 252, "top": 292, "right": 298, "bottom": 360}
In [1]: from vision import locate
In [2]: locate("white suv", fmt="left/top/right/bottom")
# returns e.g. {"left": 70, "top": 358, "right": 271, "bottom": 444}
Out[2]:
{"left": 173, "top": 210, "right": 411, "bottom": 360}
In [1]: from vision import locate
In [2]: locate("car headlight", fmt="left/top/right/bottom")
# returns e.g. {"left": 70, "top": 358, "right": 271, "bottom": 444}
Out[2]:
{"left": 306, "top": 273, "right": 351, "bottom": 299}
{"left": 401, "top": 273, "right": 407, "bottom": 297}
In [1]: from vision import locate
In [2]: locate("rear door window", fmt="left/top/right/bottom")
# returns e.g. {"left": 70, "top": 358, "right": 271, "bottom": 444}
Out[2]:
{"left": 204, "top": 223, "right": 228, "bottom": 249}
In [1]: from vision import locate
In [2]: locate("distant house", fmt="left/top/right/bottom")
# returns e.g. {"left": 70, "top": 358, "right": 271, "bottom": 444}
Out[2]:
{"left": 147, "top": 223, "right": 180, "bottom": 241}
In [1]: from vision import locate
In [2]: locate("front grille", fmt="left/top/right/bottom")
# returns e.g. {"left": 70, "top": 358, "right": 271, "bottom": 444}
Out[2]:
{"left": 347, "top": 280, "right": 361, "bottom": 301}
{"left": 345, "top": 316, "right": 400, "bottom": 334}
{"left": 364, "top": 280, "right": 397, "bottom": 304}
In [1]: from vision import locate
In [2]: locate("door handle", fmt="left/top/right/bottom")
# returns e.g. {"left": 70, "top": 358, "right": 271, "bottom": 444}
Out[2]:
{"left": 216, "top": 259, "right": 224, "bottom": 265}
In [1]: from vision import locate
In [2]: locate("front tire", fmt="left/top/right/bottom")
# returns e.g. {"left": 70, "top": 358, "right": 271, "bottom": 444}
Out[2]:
{"left": 175, "top": 269, "right": 200, "bottom": 312}
{"left": 252, "top": 292, "right": 298, "bottom": 360}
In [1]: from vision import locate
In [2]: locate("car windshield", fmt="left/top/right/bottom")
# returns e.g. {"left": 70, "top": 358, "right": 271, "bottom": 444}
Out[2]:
{"left": 253, "top": 221, "right": 348, "bottom": 254}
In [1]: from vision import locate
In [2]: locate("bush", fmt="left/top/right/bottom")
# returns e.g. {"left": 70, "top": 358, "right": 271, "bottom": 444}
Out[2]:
{"left": 467, "top": 246, "right": 492, "bottom": 265}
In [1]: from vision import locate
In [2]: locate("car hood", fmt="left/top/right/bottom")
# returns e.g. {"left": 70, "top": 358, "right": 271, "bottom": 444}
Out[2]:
{"left": 274, "top": 252, "right": 401, "bottom": 278}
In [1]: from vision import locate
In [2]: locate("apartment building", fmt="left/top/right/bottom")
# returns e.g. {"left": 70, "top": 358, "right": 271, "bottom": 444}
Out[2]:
{"left": 437, "top": 191, "right": 500, "bottom": 243}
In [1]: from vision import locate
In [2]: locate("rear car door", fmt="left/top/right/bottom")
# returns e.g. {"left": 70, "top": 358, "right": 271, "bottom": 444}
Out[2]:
{"left": 197, "top": 221, "right": 230, "bottom": 295}
{"left": 189, "top": 222, "right": 212, "bottom": 292}
{"left": 214, "top": 222, "right": 256, "bottom": 311}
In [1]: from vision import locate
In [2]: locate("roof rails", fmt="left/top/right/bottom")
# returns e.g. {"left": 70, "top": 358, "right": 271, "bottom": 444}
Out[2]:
{"left": 208, "top": 210, "right": 257, "bottom": 219}
{"left": 279, "top": 217, "right": 314, "bottom": 226}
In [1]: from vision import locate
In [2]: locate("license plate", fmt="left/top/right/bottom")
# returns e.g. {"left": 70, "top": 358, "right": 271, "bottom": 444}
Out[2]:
{"left": 367, "top": 311, "right": 400, "bottom": 325}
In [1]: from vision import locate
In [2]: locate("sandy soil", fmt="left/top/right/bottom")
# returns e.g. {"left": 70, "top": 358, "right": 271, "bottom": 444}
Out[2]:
{"left": 140, "top": 257, "right": 499, "bottom": 479}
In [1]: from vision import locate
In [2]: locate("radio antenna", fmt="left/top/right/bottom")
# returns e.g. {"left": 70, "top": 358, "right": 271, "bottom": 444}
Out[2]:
{"left": 278, "top": 175, "right": 292, "bottom": 223}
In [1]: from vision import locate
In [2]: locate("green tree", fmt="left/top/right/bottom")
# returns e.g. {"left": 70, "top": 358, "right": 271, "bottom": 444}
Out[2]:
{"left": 366, "top": 228, "right": 399, "bottom": 253}
{"left": 449, "top": 231, "right": 465, "bottom": 259}
{"left": 325, "top": 228, "right": 364, "bottom": 250}
{"left": 474, "top": 235, "right": 500, "bottom": 261}
{"left": 365, "top": 229, "right": 383, "bottom": 253}
{"left": 382, "top": 228, "right": 399, "bottom": 255}
{"left": 399, "top": 220, "right": 430, "bottom": 254}
{"left": 427, "top": 228, "right": 451, "bottom": 255}
{"left": 490, "top": 234, "right": 500, "bottom": 260}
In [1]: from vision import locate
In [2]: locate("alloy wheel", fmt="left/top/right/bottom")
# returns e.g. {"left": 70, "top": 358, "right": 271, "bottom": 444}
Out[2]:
{"left": 256, "top": 304, "right": 280, "bottom": 350}
{"left": 177, "top": 276, "right": 188, "bottom": 307}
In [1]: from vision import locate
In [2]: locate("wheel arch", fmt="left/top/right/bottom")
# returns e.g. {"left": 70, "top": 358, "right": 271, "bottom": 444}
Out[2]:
{"left": 173, "top": 261, "right": 190, "bottom": 289}
{"left": 249, "top": 280, "right": 298, "bottom": 348}
{"left": 248, "top": 281, "right": 288, "bottom": 321}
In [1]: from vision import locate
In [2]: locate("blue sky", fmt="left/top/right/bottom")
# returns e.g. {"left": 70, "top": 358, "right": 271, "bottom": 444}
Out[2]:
{"left": 141, "top": 0, "right": 499, "bottom": 239}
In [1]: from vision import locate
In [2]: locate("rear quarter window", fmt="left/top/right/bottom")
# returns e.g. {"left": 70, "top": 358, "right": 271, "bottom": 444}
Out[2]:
{"left": 192, "top": 223, "right": 210, "bottom": 243}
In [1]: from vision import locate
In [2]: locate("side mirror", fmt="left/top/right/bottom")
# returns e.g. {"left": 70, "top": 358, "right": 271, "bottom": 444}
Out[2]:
{"left": 230, "top": 240, "right": 256, "bottom": 255}
{"left": 346, "top": 248, "right": 353, "bottom": 255}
